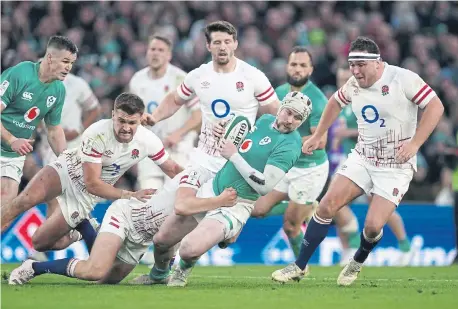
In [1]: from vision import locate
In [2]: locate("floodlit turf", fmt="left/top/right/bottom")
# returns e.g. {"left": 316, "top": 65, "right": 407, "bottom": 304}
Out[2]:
{"left": 1, "top": 264, "right": 457, "bottom": 309}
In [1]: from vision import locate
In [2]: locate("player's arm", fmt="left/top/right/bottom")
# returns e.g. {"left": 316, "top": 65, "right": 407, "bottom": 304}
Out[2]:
{"left": 46, "top": 124, "right": 67, "bottom": 157}
{"left": 258, "top": 99, "right": 280, "bottom": 116}
{"left": 174, "top": 187, "right": 237, "bottom": 216}
{"left": 254, "top": 70, "right": 280, "bottom": 116}
{"left": 410, "top": 96, "right": 444, "bottom": 149}
{"left": 164, "top": 98, "right": 202, "bottom": 148}
{"left": 83, "top": 162, "right": 131, "bottom": 200}
{"left": 302, "top": 127, "right": 327, "bottom": 149}
{"left": 157, "top": 159, "right": 184, "bottom": 179}
{"left": 146, "top": 131, "right": 183, "bottom": 178}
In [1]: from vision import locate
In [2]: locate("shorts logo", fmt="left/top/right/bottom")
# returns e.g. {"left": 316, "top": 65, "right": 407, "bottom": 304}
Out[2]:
{"left": 71, "top": 211, "right": 79, "bottom": 220}
{"left": 46, "top": 96, "right": 57, "bottom": 108}
{"left": 392, "top": 188, "right": 399, "bottom": 197}
{"left": 236, "top": 81, "right": 244, "bottom": 92}
{"left": 22, "top": 92, "right": 33, "bottom": 101}
{"left": 259, "top": 136, "right": 271, "bottom": 146}
{"left": 104, "top": 150, "right": 114, "bottom": 157}
{"left": 382, "top": 85, "right": 389, "bottom": 96}
{"left": 24, "top": 106, "right": 40, "bottom": 122}
{"left": 164, "top": 85, "right": 169, "bottom": 93}
{"left": 54, "top": 162, "right": 62, "bottom": 169}
{"left": 131, "top": 149, "right": 139, "bottom": 159}
{"left": 239, "top": 139, "right": 253, "bottom": 153}
{"left": 180, "top": 170, "right": 201, "bottom": 187}
{"left": 0, "top": 80, "right": 9, "bottom": 96}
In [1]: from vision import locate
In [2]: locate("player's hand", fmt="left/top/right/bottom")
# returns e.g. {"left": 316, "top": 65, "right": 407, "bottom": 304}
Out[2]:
{"left": 218, "top": 138, "right": 238, "bottom": 159}
{"left": 141, "top": 114, "right": 156, "bottom": 126}
{"left": 395, "top": 141, "right": 419, "bottom": 164}
{"left": 10, "top": 138, "right": 35, "bottom": 156}
{"left": 213, "top": 119, "right": 229, "bottom": 139}
{"left": 218, "top": 187, "right": 238, "bottom": 207}
{"left": 163, "top": 131, "right": 182, "bottom": 149}
{"left": 302, "top": 134, "right": 321, "bottom": 155}
{"left": 132, "top": 188, "right": 156, "bottom": 202}
{"left": 64, "top": 129, "right": 80, "bottom": 141}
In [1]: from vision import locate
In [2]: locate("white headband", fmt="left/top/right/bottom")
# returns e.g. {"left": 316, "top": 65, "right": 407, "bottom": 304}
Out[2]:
{"left": 348, "top": 52, "right": 380, "bottom": 61}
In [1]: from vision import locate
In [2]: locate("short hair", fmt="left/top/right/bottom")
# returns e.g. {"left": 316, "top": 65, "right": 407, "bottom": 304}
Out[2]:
{"left": 349, "top": 36, "right": 380, "bottom": 54}
{"left": 288, "top": 46, "right": 313, "bottom": 66}
{"left": 114, "top": 93, "right": 145, "bottom": 115}
{"left": 148, "top": 34, "right": 173, "bottom": 50}
{"left": 47, "top": 36, "right": 78, "bottom": 54}
{"left": 204, "top": 20, "right": 237, "bottom": 44}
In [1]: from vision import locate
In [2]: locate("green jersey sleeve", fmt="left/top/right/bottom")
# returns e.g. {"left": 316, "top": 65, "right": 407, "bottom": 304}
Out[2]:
{"left": 308, "top": 91, "right": 328, "bottom": 128}
{"left": 0, "top": 66, "right": 20, "bottom": 107}
{"left": 44, "top": 86, "right": 66, "bottom": 126}
{"left": 275, "top": 84, "right": 290, "bottom": 101}
{"left": 266, "top": 136, "right": 301, "bottom": 172}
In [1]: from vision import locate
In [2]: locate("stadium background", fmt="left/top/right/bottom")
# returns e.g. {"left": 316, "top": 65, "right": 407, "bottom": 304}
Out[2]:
{"left": 1, "top": 1, "right": 457, "bottom": 266}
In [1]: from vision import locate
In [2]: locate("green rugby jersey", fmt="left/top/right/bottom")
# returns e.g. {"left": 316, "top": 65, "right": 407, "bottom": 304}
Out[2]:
{"left": 0, "top": 61, "right": 66, "bottom": 157}
{"left": 275, "top": 81, "right": 328, "bottom": 168}
{"left": 213, "top": 114, "right": 301, "bottom": 200}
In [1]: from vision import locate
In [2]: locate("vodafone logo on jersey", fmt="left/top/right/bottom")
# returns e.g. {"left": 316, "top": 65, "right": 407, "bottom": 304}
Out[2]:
{"left": 24, "top": 107, "right": 40, "bottom": 122}
{"left": 239, "top": 139, "right": 253, "bottom": 153}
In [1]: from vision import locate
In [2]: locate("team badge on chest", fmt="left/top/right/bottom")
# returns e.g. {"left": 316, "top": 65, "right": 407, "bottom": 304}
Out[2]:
{"left": 236, "top": 81, "right": 244, "bottom": 92}
{"left": 381, "top": 85, "right": 389, "bottom": 96}
{"left": 46, "top": 96, "right": 57, "bottom": 107}
{"left": 131, "top": 149, "right": 140, "bottom": 159}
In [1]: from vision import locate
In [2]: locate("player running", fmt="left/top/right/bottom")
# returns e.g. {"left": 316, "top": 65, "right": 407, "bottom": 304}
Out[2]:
{"left": 8, "top": 183, "right": 237, "bottom": 285}
{"left": 1, "top": 36, "right": 77, "bottom": 216}
{"left": 251, "top": 46, "right": 329, "bottom": 259}
{"left": 129, "top": 34, "right": 201, "bottom": 190}
{"left": 271, "top": 36, "right": 444, "bottom": 286}
{"left": 149, "top": 92, "right": 311, "bottom": 287}
{"left": 1, "top": 93, "right": 182, "bottom": 253}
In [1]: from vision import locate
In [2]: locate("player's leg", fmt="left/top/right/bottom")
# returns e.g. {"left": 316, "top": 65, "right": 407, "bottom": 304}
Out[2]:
{"left": 251, "top": 190, "right": 288, "bottom": 218}
{"left": 387, "top": 210, "right": 412, "bottom": 265}
{"left": 283, "top": 201, "right": 315, "bottom": 258}
{"left": 334, "top": 206, "right": 361, "bottom": 265}
{"left": 99, "top": 258, "right": 136, "bottom": 284}
{"left": 337, "top": 166, "right": 413, "bottom": 286}
{"left": 272, "top": 153, "right": 369, "bottom": 283}
{"left": 0, "top": 156, "right": 25, "bottom": 228}
{"left": 1, "top": 165, "right": 62, "bottom": 232}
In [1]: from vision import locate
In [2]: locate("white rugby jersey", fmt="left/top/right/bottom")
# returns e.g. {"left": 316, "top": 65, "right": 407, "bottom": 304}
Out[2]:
{"left": 129, "top": 64, "right": 199, "bottom": 140}
{"left": 176, "top": 58, "right": 277, "bottom": 168}
{"left": 63, "top": 119, "right": 169, "bottom": 206}
{"left": 334, "top": 63, "right": 436, "bottom": 170}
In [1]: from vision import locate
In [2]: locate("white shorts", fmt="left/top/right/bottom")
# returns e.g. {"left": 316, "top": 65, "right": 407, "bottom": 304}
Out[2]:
{"left": 48, "top": 156, "right": 95, "bottom": 228}
{"left": 98, "top": 199, "right": 152, "bottom": 265}
{"left": 137, "top": 145, "right": 194, "bottom": 190}
{"left": 0, "top": 156, "right": 25, "bottom": 183}
{"left": 194, "top": 181, "right": 251, "bottom": 241}
{"left": 336, "top": 150, "right": 413, "bottom": 206}
{"left": 274, "top": 161, "right": 329, "bottom": 204}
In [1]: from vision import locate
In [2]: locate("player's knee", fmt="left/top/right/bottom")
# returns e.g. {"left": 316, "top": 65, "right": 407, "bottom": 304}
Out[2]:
{"left": 32, "top": 233, "right": 50, "bottom": 252}
{"left": 153, "top": 232, "right": 171, "bottom": 250}
{"left": 251, "top": 207, "right": 267, "bottom": 218}
{"left": 363, "top": 220, "right": 383, "bottom": 238}
{"left": 317, "top": 195, "right": 341, "bottom": 218}
{"left": 282, "top": 220, "right": 300, "bottom": 237}
{"left": 179, "top": 238, "right": 200, "bottom": 261}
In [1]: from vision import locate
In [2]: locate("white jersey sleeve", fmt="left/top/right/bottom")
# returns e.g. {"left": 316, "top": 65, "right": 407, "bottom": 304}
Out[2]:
{"left": 185, "top": 96, "right": 200, "bottom": 111}
{"left": 76, "top": 77, "right": 99, "bottom": 111}
{"left": 253, "top": 70, "right": 277, "bottom": 106}
{"left": 334, "top": 77, "right": 354, "bottom": 108}
{"left": 176, "top": 69, "right": 197, "bottom": 101}
{"left": 79, "top": 125, "right": 106, "bottom": 164}
{"left": 400, "top": 69, "right": 437, "bottom": 109}
{"left": 146, "top": 131, "right": 170, "bottom": 165}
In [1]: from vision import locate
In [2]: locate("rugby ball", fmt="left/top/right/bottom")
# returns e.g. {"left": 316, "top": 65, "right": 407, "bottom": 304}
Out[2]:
{"left": 223, "top": 115, "right": 251, "bottom": 148}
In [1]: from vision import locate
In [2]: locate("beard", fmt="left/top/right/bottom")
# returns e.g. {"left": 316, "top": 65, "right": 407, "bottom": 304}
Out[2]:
{"left": 287, "top": 74, "right": 309, "bottom": 88}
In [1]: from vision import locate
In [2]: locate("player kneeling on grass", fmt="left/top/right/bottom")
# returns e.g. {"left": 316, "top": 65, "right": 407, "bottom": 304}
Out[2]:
{"left": 2, "top": 93, "right": 182, "bottom": 255}
{"left": 8, "top": 183, "right": 238, "bottom": 285}
{"left": 136, "top": 92, "right": 311, "bottom": 287}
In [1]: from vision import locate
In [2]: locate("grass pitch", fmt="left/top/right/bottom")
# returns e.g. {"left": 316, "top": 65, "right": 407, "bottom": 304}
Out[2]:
{"left": 1, "top": 264, "right": 457, "bottom": 309}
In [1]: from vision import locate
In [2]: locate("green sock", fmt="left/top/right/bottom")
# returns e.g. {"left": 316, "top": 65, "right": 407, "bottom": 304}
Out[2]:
{"left": 398, "top": 238, "right": 411, "bottom": 252}
{"left": 265, "top": 201, "right": 289, "bottom": 217}
{"left": 288, "top": 232, "right": 304, "bottom": 258}
{"left": 149, "top": 265, "right": 170, "bottom": 280}
{"left": 179, "top": 259, "right": 196, "bottom": 270}
{"left": 348, "top": 232, "right": 361, "bottom": 249}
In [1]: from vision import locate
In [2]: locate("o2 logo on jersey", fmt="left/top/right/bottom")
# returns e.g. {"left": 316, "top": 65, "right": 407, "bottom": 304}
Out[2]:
{"left": 24, "top": 107, "right": 40, "bottom": 122}
{"left": 361, "top": 105, "right": 386, "bottom": 127}
{"left": 211, "top": 99, "right": 230, "bottom": 118}
{"left": 239, "top": 139, "right": 253, "bottom": 153}
{"left": 103, "top": 163, "right": 121, "bottom": 176}
{"left": 147, "top": 101, "right": 159, "bottom": 114}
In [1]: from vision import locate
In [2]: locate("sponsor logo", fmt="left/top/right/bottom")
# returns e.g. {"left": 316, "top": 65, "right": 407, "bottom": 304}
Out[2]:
{"left": 104, "top": 150, "right": 114, "bottom": 157}
{"left": 201, "top": 81, "right": 210, "bottom": 88}
{"left": 24, "top": 106, "right": 40, "bottom": 122}
{"left": 259, "top": 136, "right": 271, "bottom": 146}
{"left": 46, "top": 96, "right": 57, "bottom": 108}
{"left": 239, "top": 139, "right": 253, "bottom": 153}
{"left": 12, "top": 120, "right": 36, "bottom": 130}
{"left": 233, "top": 123, "right": 248, "bottom": 147}
{"left": 22, "top": 92, "right": 33, "bottom": 101}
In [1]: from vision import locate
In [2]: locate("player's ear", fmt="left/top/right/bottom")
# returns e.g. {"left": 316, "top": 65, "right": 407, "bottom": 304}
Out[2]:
{"left": 233, "top": 40, "right": 238, "bottom": 51}
{"left": 206, "top": 42, "right": 211, "bottom": 52}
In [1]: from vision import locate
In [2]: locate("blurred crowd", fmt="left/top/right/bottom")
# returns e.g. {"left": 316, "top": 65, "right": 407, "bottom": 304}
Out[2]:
{"left": 1, "top": 1, "right": 457, "bottom": 203}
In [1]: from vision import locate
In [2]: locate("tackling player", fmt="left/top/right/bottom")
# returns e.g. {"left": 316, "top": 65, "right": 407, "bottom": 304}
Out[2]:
{"left": 251, "top": 47, "right": 329, "bottom": 259}
{"left": 1, "top": 36, "right": 77, "bottom": 216}
{"left": 272, "top": 36, "right": 444, "bottom": 286}
{"left": 1, "top": 93, "right": 182, "bottom": 254}
{"left": 129, "top": 34, "right": 201, "bottom": 190}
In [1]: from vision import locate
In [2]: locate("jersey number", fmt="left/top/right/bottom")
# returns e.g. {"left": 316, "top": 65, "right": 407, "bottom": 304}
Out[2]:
{"left": 361, "top": 105, "right": 385, "bottom": 127}
{"left": 211, "top": 99, "right": 230, "bottom": 118}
